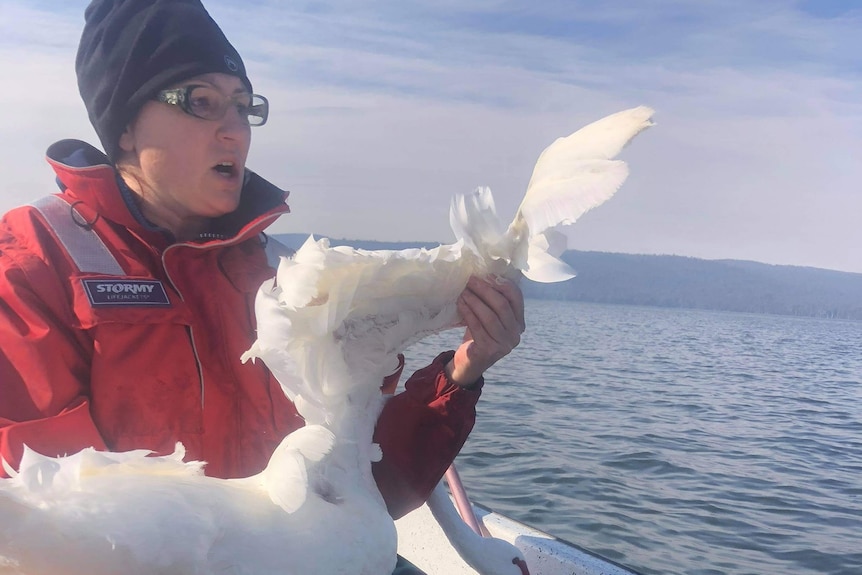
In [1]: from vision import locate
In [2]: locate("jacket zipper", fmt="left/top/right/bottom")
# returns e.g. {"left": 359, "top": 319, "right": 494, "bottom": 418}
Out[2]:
{"left": 160, "top": 213, "right": 283, "bottom": 408}
{"left": 161, "top": 248, "right": 207, "bottom": 407}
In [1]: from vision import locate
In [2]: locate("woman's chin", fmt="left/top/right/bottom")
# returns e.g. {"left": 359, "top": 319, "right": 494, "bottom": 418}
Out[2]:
{"left": 205, "top": 189, "right": 243, "bottom": 216}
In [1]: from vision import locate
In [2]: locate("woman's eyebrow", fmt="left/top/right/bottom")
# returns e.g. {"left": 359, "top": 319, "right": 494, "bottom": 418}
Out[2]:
{"left": 186, "top": 74, "right": 249, "bottom": 94}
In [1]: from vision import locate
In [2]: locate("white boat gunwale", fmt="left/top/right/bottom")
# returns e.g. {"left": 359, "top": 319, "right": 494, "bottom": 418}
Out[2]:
{"left": 397, "top": 495, "right": 644, "bottom": 575}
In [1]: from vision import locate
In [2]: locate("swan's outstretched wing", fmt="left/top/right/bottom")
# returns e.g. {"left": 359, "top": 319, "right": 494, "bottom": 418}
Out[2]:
{"left": 510, "top": 106, "right": 655, "bottom": 281}
{"left": 517, "top": 106, "right": 654, "bottom": 232}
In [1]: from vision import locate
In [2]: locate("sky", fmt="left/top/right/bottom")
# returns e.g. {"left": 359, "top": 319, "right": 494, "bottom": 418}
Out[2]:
{"left": 0, "top": 0, "right": 860, "bottom": 273}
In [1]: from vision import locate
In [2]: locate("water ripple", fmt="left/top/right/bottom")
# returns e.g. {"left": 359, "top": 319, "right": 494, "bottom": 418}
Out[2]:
{"left": 405, "top": 302, "right": 862, "bottom": 575}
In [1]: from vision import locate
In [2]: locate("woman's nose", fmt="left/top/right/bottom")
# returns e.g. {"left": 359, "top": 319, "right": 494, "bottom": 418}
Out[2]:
{"left": 217, "top": 106, "right": 250, "bottom": 140}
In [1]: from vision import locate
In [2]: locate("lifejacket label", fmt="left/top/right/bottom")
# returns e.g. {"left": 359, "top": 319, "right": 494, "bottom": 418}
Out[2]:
{"left": 83, "top": 279, "right": 171, "bottom": 306}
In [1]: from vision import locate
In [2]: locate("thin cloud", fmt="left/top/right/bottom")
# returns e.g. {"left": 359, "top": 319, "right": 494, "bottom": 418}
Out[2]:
{"left": 1, "top": 0, "right": 860, "bottom": 272}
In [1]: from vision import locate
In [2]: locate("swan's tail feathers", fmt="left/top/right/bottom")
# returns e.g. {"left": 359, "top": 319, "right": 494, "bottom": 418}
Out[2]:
{"left": 510, "top": 106, "right": 654, "bottom": 282}
{"left": 449, "top": 187, "right": 506, "bottom": 262}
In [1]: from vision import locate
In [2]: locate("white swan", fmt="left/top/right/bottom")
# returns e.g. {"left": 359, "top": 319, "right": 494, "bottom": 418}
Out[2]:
{"left": 0, "top": 106, "right": 654, "bottom": 575}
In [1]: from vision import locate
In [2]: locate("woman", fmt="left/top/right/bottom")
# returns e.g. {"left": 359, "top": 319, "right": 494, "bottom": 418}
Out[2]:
{"left": 0, "top": 0, "right": 524, "bottom": 528}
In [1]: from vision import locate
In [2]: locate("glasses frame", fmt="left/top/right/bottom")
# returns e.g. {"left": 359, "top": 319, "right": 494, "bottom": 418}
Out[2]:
{"left": 155, "top": 85, "right": 269, "bottom": 126}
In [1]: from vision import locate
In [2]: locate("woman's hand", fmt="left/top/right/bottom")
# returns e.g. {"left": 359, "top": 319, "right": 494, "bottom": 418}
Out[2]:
{"left": 445, "top": 275, "right": 526, "bottom": 387}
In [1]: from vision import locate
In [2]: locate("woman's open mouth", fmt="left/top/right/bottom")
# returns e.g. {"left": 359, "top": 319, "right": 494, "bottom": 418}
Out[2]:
{"left": 213, "top": 161, "right": 238, "bottom": 178}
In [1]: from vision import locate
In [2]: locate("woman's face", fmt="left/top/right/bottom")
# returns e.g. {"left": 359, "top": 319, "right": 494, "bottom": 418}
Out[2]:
{"left": 117, "top": 73, "right": 252, "bottom": 231}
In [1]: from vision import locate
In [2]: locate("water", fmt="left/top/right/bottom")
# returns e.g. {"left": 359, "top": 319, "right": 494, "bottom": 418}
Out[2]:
{"left": 403, "top": 301, "right": 862, "bottom": 575}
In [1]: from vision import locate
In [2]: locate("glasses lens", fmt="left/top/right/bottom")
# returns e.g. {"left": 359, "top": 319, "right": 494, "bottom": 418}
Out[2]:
{"left": 178, "top": 86, "right": 267, "bottom": 126}
{"left": 187, "top": 86, "right": 226, "bottom": 121}
{"left": 247, "top": 94, "right": 269, "bottom": 126}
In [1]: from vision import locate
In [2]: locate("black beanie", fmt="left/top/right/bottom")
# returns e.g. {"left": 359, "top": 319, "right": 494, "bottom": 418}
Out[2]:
{"left": 76, "top": 0, "right": 253, "bottom": 162}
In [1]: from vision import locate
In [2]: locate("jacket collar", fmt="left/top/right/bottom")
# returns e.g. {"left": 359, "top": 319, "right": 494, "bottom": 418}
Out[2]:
{"left": 45, "top": 139, "right": 290, "bottom": 246}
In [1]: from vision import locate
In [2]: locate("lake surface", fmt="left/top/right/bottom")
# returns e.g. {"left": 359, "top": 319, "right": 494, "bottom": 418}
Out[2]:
{"left": 404, "top": 301, "right": 862, "bottom": 575}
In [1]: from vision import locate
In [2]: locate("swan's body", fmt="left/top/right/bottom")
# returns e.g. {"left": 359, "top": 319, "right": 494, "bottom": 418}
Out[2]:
{"left": 0, "top": 106, "right": 653, "bottom": 575}
{"left": 0, "top": 440, "right": 395, "bottom": 575}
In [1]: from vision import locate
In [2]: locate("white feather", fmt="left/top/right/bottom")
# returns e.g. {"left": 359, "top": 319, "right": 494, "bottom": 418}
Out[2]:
{"left": 508, "top": 106, "right": 655, "bottom": 280}
{"left": 258, "top": 425, "right": 335, "bottom": 513}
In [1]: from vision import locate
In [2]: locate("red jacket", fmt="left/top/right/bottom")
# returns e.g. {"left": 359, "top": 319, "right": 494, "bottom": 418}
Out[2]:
{"left": 0, "top": 140, "right": 481, "bottom": 518}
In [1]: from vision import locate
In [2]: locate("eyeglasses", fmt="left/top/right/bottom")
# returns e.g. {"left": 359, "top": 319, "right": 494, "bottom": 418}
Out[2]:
{"left": 155, "top": 84, "right": 269, "bottom": 126}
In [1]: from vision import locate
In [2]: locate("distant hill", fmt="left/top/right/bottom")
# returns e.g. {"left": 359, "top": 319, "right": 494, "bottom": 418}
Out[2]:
{"left": 273, "top": 234, "right": 862, "bottom": 321}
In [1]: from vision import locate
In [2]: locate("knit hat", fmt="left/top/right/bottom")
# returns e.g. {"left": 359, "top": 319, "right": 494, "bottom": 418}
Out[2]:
{"left": 76, "top": 0, "right": 252, "bottom": 161}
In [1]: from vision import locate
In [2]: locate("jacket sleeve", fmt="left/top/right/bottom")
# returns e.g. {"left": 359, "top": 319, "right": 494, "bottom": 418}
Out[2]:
{"left": 372, "top": 350, "right": 483, "bottom": 519}
{"left": 0, "top": 250, "right": 106, "bottom": 477}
